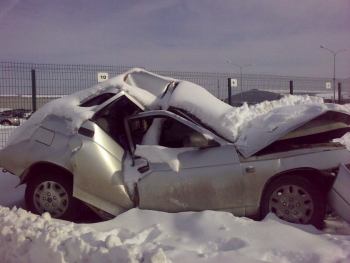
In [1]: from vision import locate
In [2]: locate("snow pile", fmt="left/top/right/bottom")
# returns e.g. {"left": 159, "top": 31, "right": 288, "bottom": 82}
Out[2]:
{"left": 169, "top": 81, "right": 325, "bottom": 142}
{"left": 1, "top": 206, "right": 350, "bottom": 263}
{"left": 221, "top": 94, "right": 324, "bottom": 142}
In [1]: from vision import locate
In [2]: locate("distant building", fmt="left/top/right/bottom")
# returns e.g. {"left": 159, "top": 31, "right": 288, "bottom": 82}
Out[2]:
{"left": 225, "top": 89, "right": 283, "bottom": 107}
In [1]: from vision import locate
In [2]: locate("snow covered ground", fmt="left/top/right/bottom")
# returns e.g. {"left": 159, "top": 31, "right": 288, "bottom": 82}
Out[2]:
{"left": 1, "top": 169, "right": 350, "bottom": 263}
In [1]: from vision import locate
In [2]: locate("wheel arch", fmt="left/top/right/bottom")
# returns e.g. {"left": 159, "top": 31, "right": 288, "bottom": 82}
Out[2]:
{"left": 21, "top": 161, "right": 73, "bottom": 184}
{"left": 23, "top": 161, "right": 81, "bottom": 220}
{"left": 259, "top": 167, "right": 332, "bottom": 212}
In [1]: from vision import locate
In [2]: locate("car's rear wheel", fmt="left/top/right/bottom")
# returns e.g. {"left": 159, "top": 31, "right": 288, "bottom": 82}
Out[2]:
{"left": 25, "top": 173, "right": 79, "bottom": 220}
{"left": 261, "top": 175, "right": 326, "bottom": 229}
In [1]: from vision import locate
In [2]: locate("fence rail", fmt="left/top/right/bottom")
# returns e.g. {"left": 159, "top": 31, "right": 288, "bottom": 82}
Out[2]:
{"left": 1, "top": 61, "right": 349, "bottom": 148}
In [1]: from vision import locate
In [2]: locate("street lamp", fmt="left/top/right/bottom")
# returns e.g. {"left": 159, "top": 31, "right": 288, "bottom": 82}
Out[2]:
{"left": 320, "top": 45, "right": 346, "bottom": 103}
{"left": 226, "top": 60, "right": 252, "bottom": 101}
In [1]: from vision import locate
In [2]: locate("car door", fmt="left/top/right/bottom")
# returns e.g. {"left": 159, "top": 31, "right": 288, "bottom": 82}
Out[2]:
{"left": 71, "top": 94, "right": 143, "bottom": 216}
{"left": 126, "top": 111, "right": 245, "bottom": 215}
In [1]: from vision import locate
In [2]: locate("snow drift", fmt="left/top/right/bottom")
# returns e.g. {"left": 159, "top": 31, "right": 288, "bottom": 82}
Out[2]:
{"left": 1, "top": 206, "right": 350, "bottom": 263}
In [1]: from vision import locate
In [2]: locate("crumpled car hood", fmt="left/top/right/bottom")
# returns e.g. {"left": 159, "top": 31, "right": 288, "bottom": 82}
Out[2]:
{"left": 235, "top": 104, "right": 350, "bottom": 158}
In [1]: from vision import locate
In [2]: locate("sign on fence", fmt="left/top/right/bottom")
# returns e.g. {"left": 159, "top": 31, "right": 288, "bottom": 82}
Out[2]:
{"left": 325, "top": 81, "right": 332, "bottom": 89}
{"left": 97, "top": 72, "right": 109, "bottom": 83}
{"left": 229, "top": 78, "right": 238, "bottom": 88}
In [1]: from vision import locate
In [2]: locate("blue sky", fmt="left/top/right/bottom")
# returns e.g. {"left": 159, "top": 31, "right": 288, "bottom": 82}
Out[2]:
{"left": 0, "top": 0, "right": 349, "bottom": 77}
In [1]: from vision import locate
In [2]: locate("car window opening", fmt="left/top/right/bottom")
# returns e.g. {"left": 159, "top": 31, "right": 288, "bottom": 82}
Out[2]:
{"left": 129, "top": 116, "right": 210, "bottom": 149}
{"left": 159, "top": 118, "right": 208, "bottom": 148}
{"left": 92, "top": 95, "right": 142, "bottom": 149}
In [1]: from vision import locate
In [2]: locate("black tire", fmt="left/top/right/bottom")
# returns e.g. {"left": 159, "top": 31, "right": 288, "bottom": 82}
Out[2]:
{"left": 261, "top": 175, "right": 326, "bottom": 229}
{"left": 25, "top": 172, "right": 79, "bottom": 220}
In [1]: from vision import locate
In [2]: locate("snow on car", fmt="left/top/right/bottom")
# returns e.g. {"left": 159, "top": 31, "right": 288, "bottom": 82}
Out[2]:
{"left": 1, "top": 68, "right": 350, "bottom": 229}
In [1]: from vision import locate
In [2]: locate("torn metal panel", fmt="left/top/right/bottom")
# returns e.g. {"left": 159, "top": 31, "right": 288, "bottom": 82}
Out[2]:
{"left": 281, "top": 111, "right": 350, "bottom": 140}
{"left": 236, "top": 109, "right": 350, "bottom": 158}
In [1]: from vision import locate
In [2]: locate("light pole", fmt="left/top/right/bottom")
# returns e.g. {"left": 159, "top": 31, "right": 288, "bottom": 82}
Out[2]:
{"left": 226, "top": 60, "right": 252, "bottom": 101}
{"left": 320, "top": 45, "right": 346, "bottom": 103}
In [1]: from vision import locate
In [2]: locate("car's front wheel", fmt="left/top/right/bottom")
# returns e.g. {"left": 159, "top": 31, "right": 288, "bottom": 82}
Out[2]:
{"left": 25, "top": 173, "right": 79, "bottom": 220}
{"left": 261, "top": 175, "right": 326, "bottom": 229}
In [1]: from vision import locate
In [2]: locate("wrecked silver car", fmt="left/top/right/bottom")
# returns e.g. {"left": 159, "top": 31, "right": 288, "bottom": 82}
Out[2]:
{"left": 1, "top": 69, "right": 350, "bottom": 228}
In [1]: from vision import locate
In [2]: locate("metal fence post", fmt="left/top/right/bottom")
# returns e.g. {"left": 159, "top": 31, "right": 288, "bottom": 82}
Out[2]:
{"left": 338, "top": 82, "right": 342, "bottom": 104}
{"left": 227, "top": 78, "right": 232, "bottom": 105}
{"left": 217, "top": 79, "right": 220, "bottom": 99}
{"left": 31, "top": 69, "right": 37, "bottom": 112}
{"left": 289, "top": 80, "right": 294, "bottom": 95}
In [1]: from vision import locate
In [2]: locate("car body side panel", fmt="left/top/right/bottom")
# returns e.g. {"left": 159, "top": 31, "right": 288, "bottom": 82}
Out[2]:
{"left": 138, "top": 145, "right": 245, "bottom": 213}
{"left": 0, "top": 122, "right": 75, "bottom": 178}
{"left": 71, "top": 122, "right": 134, "bottom": 216}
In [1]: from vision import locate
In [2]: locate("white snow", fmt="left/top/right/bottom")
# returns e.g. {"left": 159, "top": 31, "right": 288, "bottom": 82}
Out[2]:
{"left": 168, "top": 81, "right": 325, "bottom": 142}
{"left": 1, "top": 196, "right": 350, "bottom": 263}
{"left": 135, "top": 145, "right": 192, "bottom": 172}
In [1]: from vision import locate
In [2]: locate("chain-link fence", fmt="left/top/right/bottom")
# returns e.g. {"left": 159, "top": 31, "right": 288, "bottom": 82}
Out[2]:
{"left": 1, "top": 61, "right": 349, "bottom": 148}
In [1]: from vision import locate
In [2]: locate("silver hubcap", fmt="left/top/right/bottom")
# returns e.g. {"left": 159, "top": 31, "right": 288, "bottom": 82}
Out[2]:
{"left": 269, "top": 184, "right": 314, "bottom": 224}
{"left": 33, "top": 181, "right": 69, "bottom": 218}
